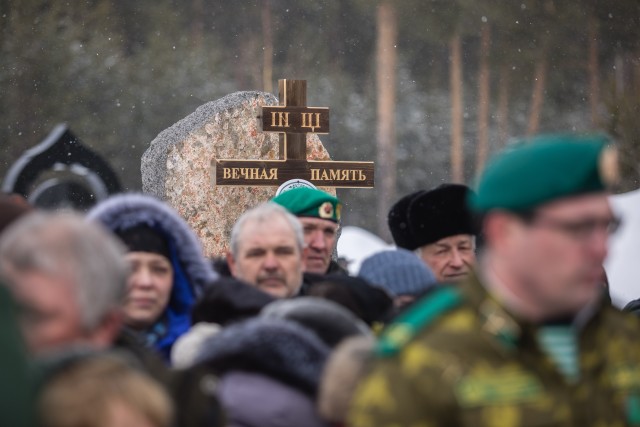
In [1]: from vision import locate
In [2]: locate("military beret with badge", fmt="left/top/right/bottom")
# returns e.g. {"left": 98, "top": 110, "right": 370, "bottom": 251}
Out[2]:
{"left": 271, "top": 187, "right": 342, "bottom": 223}
{"left": 468, "top": 133, "right": 619, "bottom": 213}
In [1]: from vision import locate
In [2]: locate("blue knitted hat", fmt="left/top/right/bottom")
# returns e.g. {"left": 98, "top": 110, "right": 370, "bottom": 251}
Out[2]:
{"left": 357, "top": 249, "right": 437, "bottom": 297}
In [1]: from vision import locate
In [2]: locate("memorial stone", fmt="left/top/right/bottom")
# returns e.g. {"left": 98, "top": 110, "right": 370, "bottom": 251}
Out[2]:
{"left": 141, "top": 90, "right": 334, "bottom": 257}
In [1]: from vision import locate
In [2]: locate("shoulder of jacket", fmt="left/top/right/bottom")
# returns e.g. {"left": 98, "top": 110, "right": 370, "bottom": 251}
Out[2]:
{"left": 376, "top": 285, "right": 463, "bottom": 358}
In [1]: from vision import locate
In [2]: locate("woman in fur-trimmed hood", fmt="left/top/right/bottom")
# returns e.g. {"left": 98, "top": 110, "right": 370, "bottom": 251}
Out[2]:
{"left": 87, "top": 193, "right": 218, "bottom": 362}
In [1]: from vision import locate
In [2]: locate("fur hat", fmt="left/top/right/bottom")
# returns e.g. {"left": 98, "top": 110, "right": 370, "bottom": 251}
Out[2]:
{"left": 387, "top": 190, "right": 424, "bottom": 250}
{"left": 407, "top": 184, "right": 476, "bottom": 249}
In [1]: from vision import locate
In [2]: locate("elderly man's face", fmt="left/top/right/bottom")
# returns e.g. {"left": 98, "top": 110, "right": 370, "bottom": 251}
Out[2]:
{"left": 506, "top": 193, "right": 615, "bottom": 316}
{"left": 228, "top": 215, "right": 304, "bottom": 298}
{"left": 4, "top": 270, "right": 86, "bottom": 355}
{"left": 417, "top": 234, "right": 476, "bottom": 282}
{"left": 299, "top": 217, "right": 338, "bottom": 274}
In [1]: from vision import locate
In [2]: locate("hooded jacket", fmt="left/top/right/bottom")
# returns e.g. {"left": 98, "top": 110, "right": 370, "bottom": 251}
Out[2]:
{"left": 87, "top": 193, "right": 218, "bottom": 361}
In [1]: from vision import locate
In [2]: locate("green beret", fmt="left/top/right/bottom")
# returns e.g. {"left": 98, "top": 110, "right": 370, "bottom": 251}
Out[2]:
{"left": 271, "top": 187, "right": 342, "bottom": 222}
{"left": 469, "top": 133, "right": 618, "bottom": 213}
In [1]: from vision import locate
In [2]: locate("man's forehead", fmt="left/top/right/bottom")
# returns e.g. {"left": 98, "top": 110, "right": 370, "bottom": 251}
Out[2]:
{"left": 242, "top": 214, "right": 293, "bottom": 232}
{"left": 298, "top": 216, "right": 338, "bottom": 229}
{"left": 240, "top": 238, "right": 299, "bottom": 255}
{"left": 432, "top": 234, "right": 475, "bottom": 247}
{"left": 238, "top": 217, "right": 297, "bottom": 246}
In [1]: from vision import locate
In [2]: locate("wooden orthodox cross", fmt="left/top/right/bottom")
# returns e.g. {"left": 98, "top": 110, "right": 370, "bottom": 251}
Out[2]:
{"left": 213, "top": 79, "right": 374, "bottom": 188}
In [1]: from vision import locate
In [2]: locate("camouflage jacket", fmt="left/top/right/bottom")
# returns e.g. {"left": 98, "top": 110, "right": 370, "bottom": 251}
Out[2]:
{"left": 348, "top": 273, "right": 640, "bottom": 427}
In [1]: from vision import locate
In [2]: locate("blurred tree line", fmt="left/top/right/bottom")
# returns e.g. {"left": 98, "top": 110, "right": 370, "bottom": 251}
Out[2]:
{"left": 1, "top": 0, "right": 639, "bottom": 237}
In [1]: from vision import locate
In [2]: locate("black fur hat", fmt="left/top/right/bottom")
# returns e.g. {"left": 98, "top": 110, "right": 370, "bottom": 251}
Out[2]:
{"left": 387, "top": 190, "right": 425, "bottom": 250}
{"left": 406, "top": 184, "right": 476, "bottom": 249}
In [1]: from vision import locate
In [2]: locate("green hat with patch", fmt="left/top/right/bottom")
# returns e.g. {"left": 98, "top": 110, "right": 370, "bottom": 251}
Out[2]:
{"left": 469, "top": 133, "right": 618, "bottom": 213}
{"left": 271, "top": 187, "right": 342, "bottom": 223}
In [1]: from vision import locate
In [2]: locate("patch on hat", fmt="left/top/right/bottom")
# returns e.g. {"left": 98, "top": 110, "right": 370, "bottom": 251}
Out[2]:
{"left": 598, "top": 145, "right": 619, "bottom": 187}
{"left": 319, "top": 201, "right": 334, "bottom": 219}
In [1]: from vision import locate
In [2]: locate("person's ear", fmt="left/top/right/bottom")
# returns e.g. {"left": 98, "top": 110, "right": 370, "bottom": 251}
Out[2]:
{"left": 226, "top": 252, "right": 237, "bottom": 276}
{"left": 90, "top": 309, "right": 123, "bottom": 348}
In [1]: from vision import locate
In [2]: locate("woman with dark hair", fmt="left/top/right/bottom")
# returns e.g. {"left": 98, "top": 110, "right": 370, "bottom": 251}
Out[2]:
{"left": 87, "top": 194, "right": 218, "bottom": 362}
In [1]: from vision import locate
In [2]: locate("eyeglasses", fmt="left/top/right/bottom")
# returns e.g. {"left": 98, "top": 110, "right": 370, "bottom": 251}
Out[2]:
{"left": 529, "top": 215, "right": 622, "bottom": 241}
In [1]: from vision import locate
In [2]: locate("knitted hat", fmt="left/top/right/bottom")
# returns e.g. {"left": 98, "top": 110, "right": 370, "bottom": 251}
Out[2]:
{"left": 357, "top": 249, "right": 437, "bottom": 297}
{"left": 115, "top": 224, "right": 171, "bottom": 260}
{"left": 271, "top": 187, "right": 341, "bottom": 223}
{"left": 387, "top": 190, "right": 424, "bottom": 250}
{"left": 469, "top": 133, "right": 617, "bottom": 213}
{"left": 407, "top": 184, "right": 476, "bottom": 249}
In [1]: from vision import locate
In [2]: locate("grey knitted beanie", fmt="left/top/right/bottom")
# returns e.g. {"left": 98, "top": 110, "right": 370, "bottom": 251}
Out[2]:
{"left": 357, "top": 249, "right": 437, "bottom": 297}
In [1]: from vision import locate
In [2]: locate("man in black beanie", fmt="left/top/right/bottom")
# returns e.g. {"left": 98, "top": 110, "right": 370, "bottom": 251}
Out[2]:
{"left": 388, "top": 184, "right": 477, "bottom": 283}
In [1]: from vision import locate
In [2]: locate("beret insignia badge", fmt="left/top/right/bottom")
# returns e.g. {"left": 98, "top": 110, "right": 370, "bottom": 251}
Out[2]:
{"left": 319, "top": 201, "right": 334, "bottom": 219}
{"left": 598, "top": 145, "right": 619, "bottom": 187}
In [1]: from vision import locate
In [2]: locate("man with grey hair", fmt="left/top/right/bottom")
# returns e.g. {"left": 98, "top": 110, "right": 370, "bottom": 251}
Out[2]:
{"left": 0, "top": 212, "right": 129, "bottom": 355}
{"left": 227, "top": 202, "right": 305, "bottom": 298}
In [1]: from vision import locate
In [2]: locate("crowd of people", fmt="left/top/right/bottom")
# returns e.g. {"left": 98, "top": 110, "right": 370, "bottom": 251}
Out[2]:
{"left": 1, "top": 132, "right": 639, "bottom": 427}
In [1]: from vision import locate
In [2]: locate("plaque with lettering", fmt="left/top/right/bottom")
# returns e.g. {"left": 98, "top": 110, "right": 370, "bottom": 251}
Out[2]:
{"left": 213, "top": 159, "right": 374, "bottom": 188}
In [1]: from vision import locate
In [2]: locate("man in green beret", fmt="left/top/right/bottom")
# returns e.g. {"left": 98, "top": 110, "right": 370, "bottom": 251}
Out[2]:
{"left": 349, "top": 134, "right": 640, "bottom": 427}
{"left": 272, "top": 187, "right": 344, "bottom": 275}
